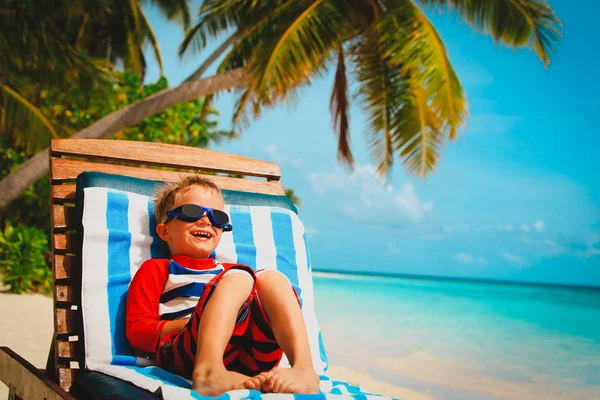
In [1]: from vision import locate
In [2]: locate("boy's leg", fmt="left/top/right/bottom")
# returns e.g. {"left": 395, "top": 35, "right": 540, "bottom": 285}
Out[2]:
{"left": 246, "top": 271, "right": 319, "bottom": 394}
{"left": 191, "top": 271, "right": 255, "bottom": 396}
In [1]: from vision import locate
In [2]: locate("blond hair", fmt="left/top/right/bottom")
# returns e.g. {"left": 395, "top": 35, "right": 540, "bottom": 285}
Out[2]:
{"left": 153, "top": 175, "right": 223, "bottom": 224}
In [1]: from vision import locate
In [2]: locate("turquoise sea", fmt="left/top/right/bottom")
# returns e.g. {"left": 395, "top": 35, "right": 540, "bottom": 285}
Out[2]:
{"left": 313, "top": 272, "right": 600, "bottom": 400}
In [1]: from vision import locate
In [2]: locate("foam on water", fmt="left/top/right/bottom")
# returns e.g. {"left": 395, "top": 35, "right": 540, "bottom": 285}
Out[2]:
{"left": 313, "top": 273, "right": 600, "bottom": 400}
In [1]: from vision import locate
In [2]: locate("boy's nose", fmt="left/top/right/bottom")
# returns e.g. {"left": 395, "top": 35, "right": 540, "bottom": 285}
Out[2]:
{"left": 197, "top": 212, "right": 210, "bottom": 223}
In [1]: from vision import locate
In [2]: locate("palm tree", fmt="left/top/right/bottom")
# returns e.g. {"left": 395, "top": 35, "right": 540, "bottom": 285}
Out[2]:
{"left": 0, "top": 0, "right": 561, "bottom": 210}
{"left": 0, "top": 1, "right": 111, "bottom": 152}
{"left": 0, "top": 0, "right": 191, "bottom": 153}
{"left": 61, "top": 0, "right": 191, "bottom": 78}
{"left": 179, "top": 0, "right": 561, "bottom": 176}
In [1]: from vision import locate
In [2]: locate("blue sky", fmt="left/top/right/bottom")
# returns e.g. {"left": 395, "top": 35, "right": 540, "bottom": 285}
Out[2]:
{"left": 144, "top": 1, "right": 600, "bottom": 287}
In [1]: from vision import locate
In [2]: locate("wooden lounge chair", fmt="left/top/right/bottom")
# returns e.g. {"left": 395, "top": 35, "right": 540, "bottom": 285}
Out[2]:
{"left": 0, "top": 138, "right": 285, "bottom": 399}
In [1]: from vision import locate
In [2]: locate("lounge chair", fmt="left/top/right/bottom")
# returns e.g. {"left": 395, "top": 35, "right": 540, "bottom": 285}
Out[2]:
{"left": 0, "top": 139, "right": 394, "bottom": 399}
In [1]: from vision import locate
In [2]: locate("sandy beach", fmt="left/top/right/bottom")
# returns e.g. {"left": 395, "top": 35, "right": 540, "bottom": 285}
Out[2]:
{"left": 0, "top": 292, "right": 431, "bottom": 399}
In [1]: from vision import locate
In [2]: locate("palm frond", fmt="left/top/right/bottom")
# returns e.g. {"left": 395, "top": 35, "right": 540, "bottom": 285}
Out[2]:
{"left": 353, "top": 30, "right": 401, "bottom": 176}
{"left": 183, "top": 29, "right": 243, "bottom": 81}
{"left": 199, "top": 93, "right": 216, "bottom": 121}
{"left": 144, "top": 0, "right": 191, "bottom": 29}
{"left": 233, "top": 0, "right": 349, "bottom": 128}
{"left": 0, "top": 82, "right": 59, "bottom": 153}
{"left": 178, "top": 19, "right": 208, "bottom": 59}
{"left": 179, "top": 0, "right": 249, "bottom": 57}
{"left": 385, "top": 1, "right": 467, "bottom": 140}
{"left": 419, "top": 0, "right": 562, "bottom": 67}
{"left": 330, "top": 46, "right": 353, "bottom": 166}
{"left": 139, "top": 4, "right": 164, "bottom": 76}
{"left": 396, "top": 86, "right": 443, "bottom": 177}
{"left": 179, "top": 0, "right": 292, "bottom": 60}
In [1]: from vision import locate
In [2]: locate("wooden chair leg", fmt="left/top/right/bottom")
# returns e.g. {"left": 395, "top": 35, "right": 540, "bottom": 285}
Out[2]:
{"left": 8, "top": 385, "right": 23, "bottom": 400}
{"left": 44, "top": 333, "right": 57, "bottom": 382}
{"left": 0, "top": 347, "right": 74, "bottom": 400}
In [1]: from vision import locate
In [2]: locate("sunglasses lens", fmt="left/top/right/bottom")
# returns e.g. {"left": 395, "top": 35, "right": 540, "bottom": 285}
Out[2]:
{"left": 211, "top": 210, "right": 230, "bottom": 225}
{"left": 180, "top": 204, "right": 203, "bottom": 221}
{"left": 175, "top": 204, "right": 229, "bottom": 228}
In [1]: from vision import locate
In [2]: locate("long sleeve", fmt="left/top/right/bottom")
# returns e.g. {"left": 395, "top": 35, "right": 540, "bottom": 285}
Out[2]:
{"left": 126, "top": 259, "right": 169, "bottom": 353}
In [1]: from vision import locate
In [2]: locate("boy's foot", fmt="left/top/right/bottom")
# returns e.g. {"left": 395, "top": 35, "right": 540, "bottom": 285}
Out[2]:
{"left": 243, "top": 372, "right": 269, "bottom": 391}
{"left": 191, "top": 368, "right": 250, "bottom": 397}
{"left": 260, "top": 367, "right": 320, "bottom": 394}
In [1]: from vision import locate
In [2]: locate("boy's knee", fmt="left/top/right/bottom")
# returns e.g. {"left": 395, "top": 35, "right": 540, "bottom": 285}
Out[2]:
{"left": 256, "top": 270, "right": 290, "bottom": 288}
{"left": 220, "top": 270, "right": 254, "bottom": 292}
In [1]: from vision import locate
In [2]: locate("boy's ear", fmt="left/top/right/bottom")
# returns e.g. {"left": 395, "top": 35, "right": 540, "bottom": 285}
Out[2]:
{"left": 156, "top": 223, "right": 171, "bottom": 241}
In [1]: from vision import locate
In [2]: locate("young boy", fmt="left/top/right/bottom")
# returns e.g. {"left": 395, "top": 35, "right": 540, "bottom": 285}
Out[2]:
{"left": 125, "top": 176, "right": 319, "bottom": 396}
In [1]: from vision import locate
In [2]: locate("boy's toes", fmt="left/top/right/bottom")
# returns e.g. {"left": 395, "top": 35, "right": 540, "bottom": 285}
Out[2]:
{"left": 243, "top": 377, "right": 260, "bottom": 390}
{"left": 244, "top": 372, "right": 270, "bottom": 391}
{"left": 243, "top": 379, "right": 257, "bottom": 390}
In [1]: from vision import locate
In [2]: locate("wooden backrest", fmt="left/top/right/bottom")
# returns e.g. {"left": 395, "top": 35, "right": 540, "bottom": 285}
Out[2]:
{"left": 48, "top": 139, "right": 283, "bottom": 390}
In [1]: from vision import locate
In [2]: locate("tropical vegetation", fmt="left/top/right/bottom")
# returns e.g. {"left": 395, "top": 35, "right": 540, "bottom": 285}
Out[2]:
{"left": 0, "top": 0, "right": 561, "bottom": 209}
{"left": 0, "top": 0, "right": 562, "bottom": 292}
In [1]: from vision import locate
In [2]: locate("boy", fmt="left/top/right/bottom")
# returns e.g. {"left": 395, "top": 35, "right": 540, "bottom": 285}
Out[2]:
{"left": 126, "top": 176, "right": 319, "bottom": 396}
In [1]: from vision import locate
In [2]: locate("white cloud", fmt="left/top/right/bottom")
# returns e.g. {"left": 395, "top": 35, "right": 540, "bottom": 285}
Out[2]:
{"left": 308, "top": 172, "right": 345, "bottom": 194}
{"left": 500, "top": 251, "right": 524, "bottom": 264}
{"left": 534, "top": 220, "right": 545, "bottom": 232}
{"left": 264, "top": 144, "right": 302, "bottom": 167}
{"left": 584, "top": 247, "right": 600, "bottom": 259}
{"left": 309, "top": 164, "right": 433, "bottom": 225}
{"left": 454, "top": 252, "right": 487, "bottom": 265}
{"left": 498, "top": 224, "right": 515, "bottom": 232}
{"left": 419, "top": 233, "right": 445, "bottom": 241}
{"left": 520, "top": 225, "right": 531, "bottom": 232}
{"left": 452, "top": 223, "right": 470, "bottom": 233}
{"left": 385, "top": 242, "right": 402, "bottom": 255}
{"left": 394, "top": 183, "right": 434, "bottom": 223}
{"left": 454, "top": 252, "right": 474, "bottom": 263}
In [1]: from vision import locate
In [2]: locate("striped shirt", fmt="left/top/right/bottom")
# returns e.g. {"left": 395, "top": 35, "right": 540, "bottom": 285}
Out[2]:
{"left": 126, "top": 255, "right": 246, "bottom": 353}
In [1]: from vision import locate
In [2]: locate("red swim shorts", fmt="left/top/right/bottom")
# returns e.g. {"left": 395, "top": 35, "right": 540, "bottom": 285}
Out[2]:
{"left": 155, "top": 266, "right": 288, "bottom": 378}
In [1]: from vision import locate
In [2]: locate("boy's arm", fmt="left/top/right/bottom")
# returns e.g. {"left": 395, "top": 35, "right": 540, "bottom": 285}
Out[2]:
{"left": 160, "top": 319, "right": 190, "bottom": 338}
{"left": 126, "top": 259, "right": 170, "bottom": 353}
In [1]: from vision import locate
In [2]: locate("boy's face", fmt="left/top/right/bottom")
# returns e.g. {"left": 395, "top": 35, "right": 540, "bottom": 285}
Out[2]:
{"left": 156, "top": 185, "right": 225, "bottom": 259}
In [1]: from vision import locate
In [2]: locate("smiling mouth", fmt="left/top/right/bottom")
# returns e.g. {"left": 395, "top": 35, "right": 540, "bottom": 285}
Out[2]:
{"left": 191, "top": 231, "right": 213, "bottom": 239}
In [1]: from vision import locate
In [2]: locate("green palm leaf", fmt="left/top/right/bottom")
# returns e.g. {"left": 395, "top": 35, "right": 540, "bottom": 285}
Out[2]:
{"left": 143, "top": 0, "right": 191, "bottom": 29}
{"left": 139, "top": 3, "right": 164, "bottom": 76}
{"left": 395, "top": 86, "right": 443, "bottom": 177}
{"left": 382, "top": 1, "right": 467, "bottom": 141}
{"left": 419, "top": 0, "right": 562, "bottom": 67}
{"left": 0, "top": 82, "right": 59, "bottom": 153}
{"left": 353, "top": 29, "right": 400, "bottom": 176}
{"left": 233, "top": 0, "right": 349, "bottom": 126}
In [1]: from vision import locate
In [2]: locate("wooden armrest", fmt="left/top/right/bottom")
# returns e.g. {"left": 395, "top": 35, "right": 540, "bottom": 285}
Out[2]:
{"left": 0, "top": 347, "right": 75, "bottom": 400}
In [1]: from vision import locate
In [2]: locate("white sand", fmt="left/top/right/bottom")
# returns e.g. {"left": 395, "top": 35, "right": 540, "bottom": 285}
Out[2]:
{"left": 0, "top": 293, "right": 54, "bottom": 398}
{"left": 327, "top": 365, "right": 433, "bottom": 400}
{"left": 0, "top": 293, "right": 432, "bottom": 399}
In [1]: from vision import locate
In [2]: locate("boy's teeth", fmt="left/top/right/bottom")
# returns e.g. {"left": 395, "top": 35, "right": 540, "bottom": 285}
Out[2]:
{"left": 192, "top": 232, "right": 211, "bottom": 238}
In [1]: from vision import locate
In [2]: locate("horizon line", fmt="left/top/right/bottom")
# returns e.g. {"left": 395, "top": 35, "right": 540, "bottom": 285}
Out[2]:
{"left": 312, "top": 268, "right": 600, "bottom": 291}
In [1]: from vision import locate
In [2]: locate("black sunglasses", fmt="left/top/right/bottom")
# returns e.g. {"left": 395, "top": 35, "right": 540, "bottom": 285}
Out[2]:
{"left": 165, "top": 204, "right": 232, "bottom": 232}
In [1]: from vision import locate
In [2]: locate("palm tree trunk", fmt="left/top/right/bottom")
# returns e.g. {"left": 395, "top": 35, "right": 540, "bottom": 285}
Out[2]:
{"left": 0, "top": 67, "right": 249, "bottom": 210}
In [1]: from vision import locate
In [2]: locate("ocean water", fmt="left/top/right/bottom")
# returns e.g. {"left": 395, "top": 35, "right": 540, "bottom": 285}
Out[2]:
{"left": 313, "top": 272, "right": 600, "bottom": 400}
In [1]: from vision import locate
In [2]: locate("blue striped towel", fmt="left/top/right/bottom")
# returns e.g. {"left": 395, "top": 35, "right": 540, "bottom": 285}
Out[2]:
{"left": 81, "top": 187, "right": 397, "bottom": 399}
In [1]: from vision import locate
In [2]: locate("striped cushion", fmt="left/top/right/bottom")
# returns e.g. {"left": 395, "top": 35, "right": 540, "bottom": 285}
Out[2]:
{"left": 81, "top": 187, "right": 327, "bottom": 373}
